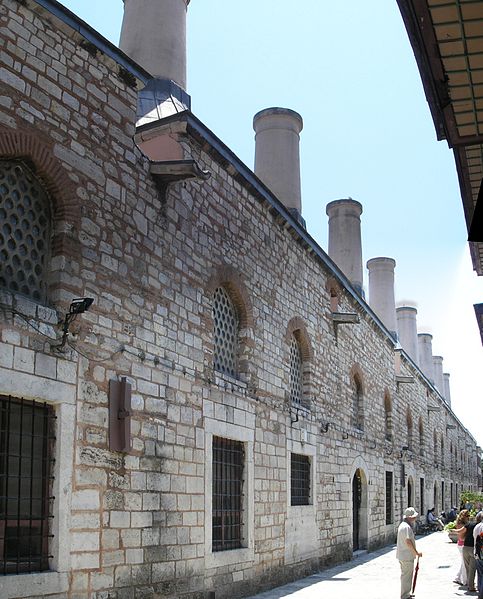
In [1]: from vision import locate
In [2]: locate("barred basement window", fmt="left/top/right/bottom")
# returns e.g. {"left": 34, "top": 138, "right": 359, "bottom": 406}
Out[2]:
{"left": 0, "top": 160, "right": 51, "bottom": 303}
{"left": 0, "top": 396, "right": 55, "bottom": 575}
{"left": 289, "top": 335, "right": 303, "bottom": 405}
{"left": 385, "top": 471, "right": 393, "bottom": 525}
{"left": 213, "top": 287, "right": 239, "bottom": 377}
{"left": 212, "top": 436, "right": 244, "bottom": 552}
{"left": 291, "top": 453, "right": 310, "bottom": 506}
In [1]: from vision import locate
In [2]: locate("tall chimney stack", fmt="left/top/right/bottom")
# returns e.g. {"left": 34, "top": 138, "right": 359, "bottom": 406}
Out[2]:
{"left": 326, "top": 199, "right": 364, "bottom": 295}
{"left": 433, "top": 355, "right": 444, "bottom": 395}
{"left": 396, "top": 306, "right": 419, "bottom": 363}
{"left": 120, "top": 0, "right": 190, "bottom": 89}
{"left": 253, "top": 108, "right": 304, "bottom": 224}
{"left": 443, "top": 373, "right": 451, "bottom": 406}
{"left": 418, "top": 333, "right": 434, "bottom": 383}
{"left": 366, "top": 257, "right": 397, "bottom": 337}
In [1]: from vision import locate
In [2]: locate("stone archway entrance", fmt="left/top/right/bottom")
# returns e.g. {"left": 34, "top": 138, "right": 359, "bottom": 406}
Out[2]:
{"left": 352, "top": 468, "right": 368, "bottom": 551}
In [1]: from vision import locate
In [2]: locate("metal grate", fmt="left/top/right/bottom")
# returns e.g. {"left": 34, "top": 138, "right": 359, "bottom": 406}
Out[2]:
{"left": 291, "top": 453, "right": 310, "bottom": 506}
{"left": 353, "top": 377, "right": 363, "bottom": 431}
{"left": 289, "top": 336, "right": 302, "bottom": 405}
{"left": 0, "top": 160, "right": 51, "bottom": 303}
{"left": 212, "top": 287, "right": 239, "bottom": 377}
{"left": 385, "top": 471, "right": 393, "bottom": 524}
{"left": 212, "top": 436, "right": 244, "bottom": 552}
{"left": 0, "top": 396, "right": 55, "bottom": 574}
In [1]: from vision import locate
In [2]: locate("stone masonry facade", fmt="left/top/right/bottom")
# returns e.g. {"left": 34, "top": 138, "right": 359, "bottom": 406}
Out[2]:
{"left": 0, "top": 1, "right": 480, "bottom": 599}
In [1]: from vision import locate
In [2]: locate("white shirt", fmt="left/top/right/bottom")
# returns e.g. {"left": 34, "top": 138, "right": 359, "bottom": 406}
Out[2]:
{"left": 397, "top": 520, "right": 416, "bottom": 561}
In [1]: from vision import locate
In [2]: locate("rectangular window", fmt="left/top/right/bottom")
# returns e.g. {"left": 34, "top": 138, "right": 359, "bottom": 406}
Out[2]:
{"left": 212, "top": 436, "right": 244, "bottom": 552}
{"left": 291, "top": 454, "right": 310, "bottom": 506}
{"left": 385, "top": 471, "right": 393, "bottom": 524}
{"left": 0, "top": 396, "right": 54, "bottom": 575}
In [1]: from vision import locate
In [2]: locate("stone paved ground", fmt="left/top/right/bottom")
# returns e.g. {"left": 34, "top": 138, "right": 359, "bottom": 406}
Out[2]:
{"left": 245, "top": 531, "right": 479, "bottom": 599}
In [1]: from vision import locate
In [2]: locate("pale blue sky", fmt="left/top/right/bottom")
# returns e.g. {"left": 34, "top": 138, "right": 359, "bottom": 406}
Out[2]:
{"left": 58, "top": 0, "right": 482, "bottom": 445}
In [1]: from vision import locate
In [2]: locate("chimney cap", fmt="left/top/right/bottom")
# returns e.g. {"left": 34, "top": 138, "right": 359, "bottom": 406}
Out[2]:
{"left": 418, "top": 332, "right": 433, "bottom": 339}
{"left": 253, "top": 107, "right": 303, "bottom": 131}
{"left": 366, "top": 257, "right": 396, "bottom": 269}
{"left": 396, "top": 305, "right": 418, "bottom": 313}
{"left": 326, "top": 198, "right": 363, "bottom": 216}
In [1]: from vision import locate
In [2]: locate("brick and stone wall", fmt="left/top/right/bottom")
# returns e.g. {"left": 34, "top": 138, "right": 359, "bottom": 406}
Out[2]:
{"left": 0, "top": 1, "right": 479, "bottom": 598}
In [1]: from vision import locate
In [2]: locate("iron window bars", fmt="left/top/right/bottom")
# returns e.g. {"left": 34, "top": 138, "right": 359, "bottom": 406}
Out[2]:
{"left": 212, "top": 287, "right": 239, "bottom": 378}
{"left": 291, "top": 453, "right": 310, "bottom": 506}
{"left": 0, "top": 396, "right": 55, "bottom": 574}
{"left": 212, "top": 436, "right": 244, "bottom": 552}
{"left": 385, "top": 471, "right": 393, "bottom": 525}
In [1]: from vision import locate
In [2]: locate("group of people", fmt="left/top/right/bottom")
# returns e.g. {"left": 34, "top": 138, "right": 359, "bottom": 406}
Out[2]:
{"left": 452, "top": 508, "right": 483, "bottom": 596}
{"left": 396, "top": 506, "right": 483, "bottom": 599}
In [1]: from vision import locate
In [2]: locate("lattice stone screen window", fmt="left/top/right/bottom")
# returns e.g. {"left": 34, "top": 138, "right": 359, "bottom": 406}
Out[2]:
{"left": 385, "top": 471, "right": 393, "bottom": 525}
{"left": 289, "top": 335, "right": 303, "bottom": 405}
{"left": 213, "top": 287, "right": 239, "bottom": 377}
{"left": 0, "top": 396, "right": 55, "bottom": 575}
{"left": 212, "top": 436, "right": 244, "bottom": 552}
{"left": 0, "top": 160, "right": 51, "bottom": 303}
{"left": 291, "top": 453, "right": 310, "bottom": 506}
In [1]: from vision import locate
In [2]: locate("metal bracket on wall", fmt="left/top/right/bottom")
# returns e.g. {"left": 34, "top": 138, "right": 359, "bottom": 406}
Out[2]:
{"left": 396, "top": 374, "right": 415, "bottom": 391}
{"left": 330, "top": 312, "right": 360, "bottom": 343}
{"left": 109, "top": 377, "right": 132, "bottom": 452}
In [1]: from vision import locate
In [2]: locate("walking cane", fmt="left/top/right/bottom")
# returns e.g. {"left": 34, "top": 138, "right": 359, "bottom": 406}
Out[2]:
{"left": 412, "top": 556, "right": 420, "bottom": 594}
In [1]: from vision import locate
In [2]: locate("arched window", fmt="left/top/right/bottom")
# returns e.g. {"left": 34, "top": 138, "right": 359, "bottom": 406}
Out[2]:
{"left": 384, "top": 392, "right": 392, "bottom": 442}
{"left": 406, "top": 410, "right": 413, "bottom": 450}
{"left": 419, "top": 417, "right": 424, "bottom": 457}
{"left": 352, "top": 374, "right": 364, "bottom": 431}
{"left": 289, "top": 334, "right": 303, "bottom": 406}
{"left": 212, "top": 286, "right": 239, "bottom": 378}
{"left": 0, "top": 160, "right": 51, "bottom": 303}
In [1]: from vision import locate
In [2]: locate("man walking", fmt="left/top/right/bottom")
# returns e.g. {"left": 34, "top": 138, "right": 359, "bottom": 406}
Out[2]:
{"left": 396, "top": 507, "right": 423, "bottom": 599}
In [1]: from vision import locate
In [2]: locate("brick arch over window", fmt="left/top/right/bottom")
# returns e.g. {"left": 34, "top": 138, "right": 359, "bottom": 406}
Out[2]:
{"left": 406, "top": 408, "right": 413, "bottom": 450}
{"left": 349, "top": 364, "right": 364, "bottom": 432}
{"left": 384, "top": 389, "right": 392, "bottom": 442}
{"left": 325, "top": 277, "right": 342, "bottom": 312}
{"left": 419, "top": 416, "right": 424, "bottom": 457}
{"left": 0, "top": 130, "right": 78, "bottom": 225}
{"left": 207, "top": 264, "right": 253, "bottom": 330}
{"left": 284, "top": 317, "right": 314, "bottom": 363}
{"left": 284, "top": 317, "right": 314, "bottom": 409}
{"left": 206, "top": 265, "right": 254, "bottom": 384}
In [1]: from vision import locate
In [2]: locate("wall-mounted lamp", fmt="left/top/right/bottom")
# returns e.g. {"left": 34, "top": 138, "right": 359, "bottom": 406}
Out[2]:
{"left": 320, "top": 422, "right": 330, "bottom": 433}
{"left": 52, "top": 297, "right": 94, "bottom": 351}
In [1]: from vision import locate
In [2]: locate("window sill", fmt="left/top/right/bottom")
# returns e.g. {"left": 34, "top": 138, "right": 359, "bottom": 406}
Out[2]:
{"left": 0, "top": 571, "right": 69, "bottom": 598}
{"left": 205, "top": 546, "right": 254, "bottom": 569}
{"left": 213, "top": 371, "right": 247, "bottom": 390}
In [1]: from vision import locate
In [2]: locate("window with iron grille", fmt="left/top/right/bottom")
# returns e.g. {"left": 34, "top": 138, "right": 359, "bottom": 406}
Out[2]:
{"left": 291, "top": 453, "right": 310, "bottom": 506}
{"left": 212, "top": 436, "right": 244, "bottom": 552}
{"left": 385, "top": 471, "right": 393, "bottom": 524}
{"left": 213, "top": 287, "right": 239, "bottom": 378}
{"left": 289, "top": 335, "right": 303, "bottom": 405}
{"left": 0, "top": 395, "right": 55, "bottom": 575}
{"left": 0, "top": 160, "right": 51, "bottom": 304}
{"left": 353, "top": 376, "right": 364, "bottom": 431}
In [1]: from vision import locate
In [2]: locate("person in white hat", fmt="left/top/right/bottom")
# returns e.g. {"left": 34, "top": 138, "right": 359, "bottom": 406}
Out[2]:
{"left": 396, "top": 507, "right": 423, "bottom": 599}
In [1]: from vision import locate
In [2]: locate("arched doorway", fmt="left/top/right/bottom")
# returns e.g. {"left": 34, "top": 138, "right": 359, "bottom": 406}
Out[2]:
{"left": 352, "top": 468, "right": 368, "bottom": 551}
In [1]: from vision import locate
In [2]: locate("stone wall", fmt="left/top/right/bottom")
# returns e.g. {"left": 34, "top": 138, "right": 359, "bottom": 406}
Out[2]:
{"left": 0, "top": 1, "right": 479, "bottom": 598}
